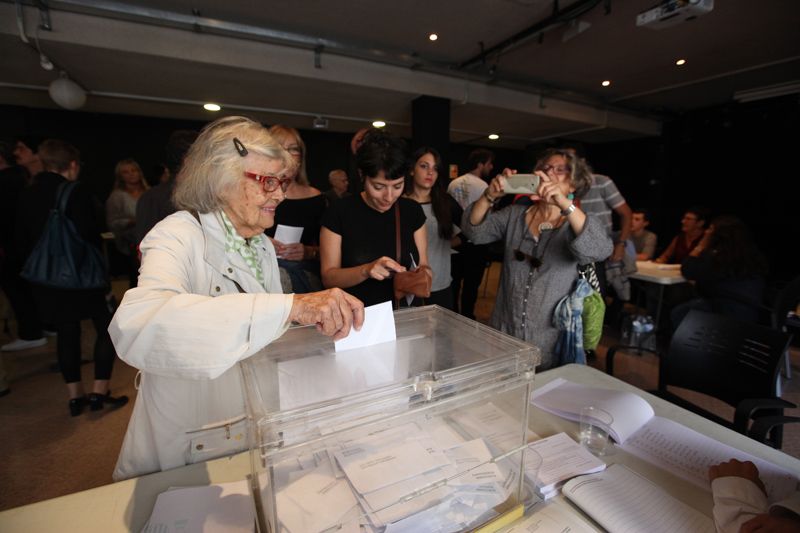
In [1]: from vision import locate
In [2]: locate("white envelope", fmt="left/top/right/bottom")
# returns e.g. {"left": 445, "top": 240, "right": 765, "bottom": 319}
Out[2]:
{"left": 274, "top": 224, "right": 304, "bottom": 244}
{"left": 335, "top": 300, "right": 396, "bottom": 352}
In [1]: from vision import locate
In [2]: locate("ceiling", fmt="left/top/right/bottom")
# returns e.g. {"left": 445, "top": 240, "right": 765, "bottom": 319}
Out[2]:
{"left": 1, "top": 0, "right": 798, "bottom": 148}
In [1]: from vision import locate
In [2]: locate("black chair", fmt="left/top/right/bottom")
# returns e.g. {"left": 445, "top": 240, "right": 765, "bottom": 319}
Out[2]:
{"left": 606, "top": 310, "right": 799, "bottom": 448}
{"left": 770, "top": 274, "right": 800, "bottom": 379}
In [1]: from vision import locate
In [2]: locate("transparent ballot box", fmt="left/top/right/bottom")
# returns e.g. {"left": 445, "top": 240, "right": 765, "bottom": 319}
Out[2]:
{"left": 239, "top": 306, "right": 541, "bottom": 533}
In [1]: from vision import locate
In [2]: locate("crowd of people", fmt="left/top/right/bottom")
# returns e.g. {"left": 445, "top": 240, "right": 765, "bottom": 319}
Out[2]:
{"left": 0, "top": 118, "right": 786, "bottom": 484}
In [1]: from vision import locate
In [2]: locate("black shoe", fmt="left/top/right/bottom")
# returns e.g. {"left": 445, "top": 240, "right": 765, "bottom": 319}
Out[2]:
{"left": 88, "top": 392, "right": 129, "bottom": 411}
{"left": 69, "top": 396, "right": 87, "bottom": 417}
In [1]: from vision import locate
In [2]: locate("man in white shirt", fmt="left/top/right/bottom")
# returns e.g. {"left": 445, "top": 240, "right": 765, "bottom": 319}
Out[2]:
{"left": 447, "top": 149, "right": 494, "bottom": 319}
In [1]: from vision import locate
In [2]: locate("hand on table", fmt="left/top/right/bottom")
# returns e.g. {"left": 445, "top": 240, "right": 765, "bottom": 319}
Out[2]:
{"left": 290, "top": 288, "right": 364, "bottom": 341}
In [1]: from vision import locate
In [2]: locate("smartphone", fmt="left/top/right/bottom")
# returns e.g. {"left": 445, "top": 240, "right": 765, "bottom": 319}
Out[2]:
{"left": 503, "top": 174, "right": 540, "bottom": 195}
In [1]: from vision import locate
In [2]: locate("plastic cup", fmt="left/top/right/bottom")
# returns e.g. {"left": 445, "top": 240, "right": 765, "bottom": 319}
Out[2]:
{"left": 579, "top": 406, "right": 612, "bottom": 456}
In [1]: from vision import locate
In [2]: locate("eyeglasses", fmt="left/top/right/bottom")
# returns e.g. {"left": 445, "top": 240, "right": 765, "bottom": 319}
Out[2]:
{"left": 513, "top": 249, "right": 543, "bottom": 268}
{"left": 243, "top": 171, "right": 291, "bottom": 193}
{"left": 285, "top": 146, "right": 303, "bottom": 156}
{"left": 538, "top": 164, "right": 571, "bottom": 175}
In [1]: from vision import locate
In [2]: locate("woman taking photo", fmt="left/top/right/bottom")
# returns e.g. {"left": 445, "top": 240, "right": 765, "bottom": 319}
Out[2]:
{"left": 404, "top": 147, "right": 462, "bottom": 309}
{"left": 462, "top": 148, "right": 612, "bottom": 369}
{"left": 106, "top": 158, "right": 148, "bottom": 286}
{"left": 109, "top": 117, "right": 363, "bottom": 480}
{"left": 320, "top": 131, "right": 428, "bottom": 307}
{"left": 265, "top": 125, "right": 326, "bottom": 292}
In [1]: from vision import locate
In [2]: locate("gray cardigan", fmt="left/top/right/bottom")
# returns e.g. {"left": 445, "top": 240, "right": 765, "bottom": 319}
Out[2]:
{"left": 462, "top": 203, "right": 612, "bottom": 369}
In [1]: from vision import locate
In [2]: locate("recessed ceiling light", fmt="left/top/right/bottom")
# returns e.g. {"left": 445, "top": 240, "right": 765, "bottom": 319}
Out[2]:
{"left": 203, "top": 103, "right": 221, "bottom": 111}
{"left": 488, "top": 134, "right": 500, "bottom": 140}
{"left": 601, "top": 80, "right": 611, "bottom": 87}
{"left": 372, "top": 120, "right": 386, "bottom": 128}
{"left": 429, "top": 33, "right": 438, "bottom": 41}
{"left": 676, "top": 58, "right": 687, "bottom": 66}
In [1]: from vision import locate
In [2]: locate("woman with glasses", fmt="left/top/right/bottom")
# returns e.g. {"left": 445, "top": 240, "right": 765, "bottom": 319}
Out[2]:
{"left": 320, "top": 130, "right": 428, "bottom": 307}
{"left": 264, "top": 125, "right": 327, "bottom": 293}
{"left": 462, "top": 148, "right": 612, "bottom": 369}
{"left": 108, "top": 116, "right": 364, "bottom": 480}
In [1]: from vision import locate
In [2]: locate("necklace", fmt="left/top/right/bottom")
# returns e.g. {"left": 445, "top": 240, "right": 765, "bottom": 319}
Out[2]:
{"left": 538, "top": 221, "right": 553, "bottom": 232}
{"left": 527, "top": 205, "right": 562, "bottom": 235}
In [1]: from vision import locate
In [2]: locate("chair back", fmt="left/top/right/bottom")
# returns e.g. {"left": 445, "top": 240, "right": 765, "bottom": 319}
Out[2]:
{"left": 771, "top": 275, "right": 800, "bottom": 331}
{"left": 660, "top": 310, "right": 791, "bottom": 408}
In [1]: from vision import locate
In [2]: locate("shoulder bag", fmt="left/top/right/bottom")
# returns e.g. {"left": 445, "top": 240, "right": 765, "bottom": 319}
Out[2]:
{"left": 20, "top": 181, "right": 108, "bottom": 290}
{"left": 392, "top": 203, "right": 432, "bottom": 303}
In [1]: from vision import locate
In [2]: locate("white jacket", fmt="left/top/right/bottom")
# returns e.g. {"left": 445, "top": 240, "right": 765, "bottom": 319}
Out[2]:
{"left": 109, "top": 210, "right": 293, "bottom": 480}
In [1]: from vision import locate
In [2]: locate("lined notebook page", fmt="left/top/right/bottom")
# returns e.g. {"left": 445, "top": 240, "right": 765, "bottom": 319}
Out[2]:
{"left": 563, "top": 464, "right": 714, "bottom": 533}
{"left": 622, "top": 416, "right": 798, "bottom": 502}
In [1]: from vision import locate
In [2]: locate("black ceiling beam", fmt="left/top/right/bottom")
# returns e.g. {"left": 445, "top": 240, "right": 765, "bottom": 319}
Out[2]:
{"left": 458, "top": 0, "right": 604, "bottom": 71}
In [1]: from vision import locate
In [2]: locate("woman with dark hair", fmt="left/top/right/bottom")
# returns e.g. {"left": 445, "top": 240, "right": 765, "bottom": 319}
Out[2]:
{"left": 461, "top": 148, "right": 612, "bottom": 369}
{"left": 320, "top": 131, "right": 428, "bottom": 307}
{"left": 404, "top": 147, "right": 462, "bottom": 309}
{"left": 672, "top": 215, "right": 768, "bottom": 327}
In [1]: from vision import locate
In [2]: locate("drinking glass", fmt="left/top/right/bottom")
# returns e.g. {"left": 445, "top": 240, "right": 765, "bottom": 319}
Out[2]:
{"left": 579, "top": 406, "right": 613, "bottom": 456}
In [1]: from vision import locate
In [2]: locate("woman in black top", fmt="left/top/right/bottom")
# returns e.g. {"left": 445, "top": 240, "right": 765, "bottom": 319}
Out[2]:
{"left": 265, "top": 125, "right": 326, "bottom": 293}
{"left": 320, "top": 131, "right": 428, "bottom": 307}
{"left": 16, "top": 140, "right": 128, "bottom": 416}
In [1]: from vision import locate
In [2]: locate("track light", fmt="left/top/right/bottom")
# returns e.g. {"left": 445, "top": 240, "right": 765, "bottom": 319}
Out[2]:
{"left": 49, "top": 71, "right": 86, "bottom": 110}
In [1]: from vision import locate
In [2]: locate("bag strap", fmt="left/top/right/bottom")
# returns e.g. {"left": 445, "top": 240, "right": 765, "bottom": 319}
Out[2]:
{"left": 394, "top": 203, "right": 401, "bottom": 263}
{"left": 55, "top": 181, "right": 78, "bottom": 215}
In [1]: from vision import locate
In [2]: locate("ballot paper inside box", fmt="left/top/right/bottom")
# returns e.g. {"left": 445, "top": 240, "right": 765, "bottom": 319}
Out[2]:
{"left": 238, "top": 305, "right": 542, "bottom": 533}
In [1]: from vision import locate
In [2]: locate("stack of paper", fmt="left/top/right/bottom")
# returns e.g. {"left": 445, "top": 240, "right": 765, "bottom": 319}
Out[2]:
{"left": 525, "top": 432, "right": 606, "bottom": 499}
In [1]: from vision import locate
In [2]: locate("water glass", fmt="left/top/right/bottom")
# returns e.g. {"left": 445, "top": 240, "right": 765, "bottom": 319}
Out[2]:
{"left": 579, "top": 406, "right": 612, "bottom": 456}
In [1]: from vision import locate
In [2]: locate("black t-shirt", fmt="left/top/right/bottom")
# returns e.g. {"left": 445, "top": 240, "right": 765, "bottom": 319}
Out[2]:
{"left": 322, "top": 194, "right": 426, "bottom": 306}
{"left": 265, "top": 194, "right": 327, "bottom": 246}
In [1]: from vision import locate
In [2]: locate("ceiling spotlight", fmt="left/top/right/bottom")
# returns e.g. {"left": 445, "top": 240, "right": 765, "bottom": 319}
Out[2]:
{"left": 488, "top": 134, "right": 500, "bottom": 140}
{"left": 372, "top": 120, "right": 386, "bottom": 128}
{"left": 203, "top": 103, "right": 221, "bottom": 111}
{"left": 313, "top": 116, "right": 329, "bottom": 129}
{"left": 39, "top": 53, "right": 53, "bottom": 71}
{"left": 676, "top": 58, "right": 687, "bottom": 66}
{"left": 429, "top": 33, "right": 438, "bottom": 41}
{"left": 601, "top": 80, "right": 611, "bottom": 87}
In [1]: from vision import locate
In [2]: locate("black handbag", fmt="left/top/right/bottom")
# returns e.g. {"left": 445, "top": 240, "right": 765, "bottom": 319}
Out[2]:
{"left": 20, "top": 181, "right": 108, "bottom": 290}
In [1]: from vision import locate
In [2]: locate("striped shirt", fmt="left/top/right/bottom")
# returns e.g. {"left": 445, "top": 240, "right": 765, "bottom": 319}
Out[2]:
{"left": 579, "top": 174, "right": 626, "bottom": 237}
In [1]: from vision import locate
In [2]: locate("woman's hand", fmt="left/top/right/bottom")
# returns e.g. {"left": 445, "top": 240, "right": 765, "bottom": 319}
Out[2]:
{"left": 533, "top": 173, "right": 571, "bottom": 209}
{"left": 290, "top": 288, "right": 365, "bottom": 341}
{"left": 484, "top": 168, "right": 516, "bottom": 203}
{"left": 280, "top": 242, "right": 305, "bottom": 261}
{"left": 364, "top": 257, "right": 405, "bottom": 280}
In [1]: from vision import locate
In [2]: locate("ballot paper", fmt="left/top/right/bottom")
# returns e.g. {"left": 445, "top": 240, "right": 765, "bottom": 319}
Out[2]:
{"left": 274, "top": 224, "right": 303, "bottom": 244}
{"left": 334, "top": 300, "right": 396, "bottom": 352}
{"left": 276, "top": 463, "right": 359, "bottom": 533}
{"left": 142, "top": 479, "right": 254, "bottom": 533}
{"left": 526, "top": 432, "right": 606, "bottom": 496}
{"left": 502, "top": 500, "right": 596, "bottom": 533}
{"left": 450, "top": 402, "right": 531, "bottom": 453}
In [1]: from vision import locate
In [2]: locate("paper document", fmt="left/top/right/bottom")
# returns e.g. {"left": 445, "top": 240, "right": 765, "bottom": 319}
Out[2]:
{"left": 503, "top": 500, "right": 596, "bottom": 533}
{"left": 563, "top": 464, "right": 714, "bottom": 533}
{"left": 142, "top": 479, "right": 254, "bottom": 533}
{"left": 526, "top": 432, "right": 606, "bottom": 494}
{"left": 335, "top": 300, "right": 396, "bottom": 352}
{"left": 274, "top": 224, "right": 303, "bottom": 244}
{"left": 276, "top": 463, "right": 358, "bottom": 533}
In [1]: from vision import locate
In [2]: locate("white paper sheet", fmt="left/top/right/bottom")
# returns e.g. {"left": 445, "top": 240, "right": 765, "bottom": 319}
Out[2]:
{"left": 274, "top": 224, "right": 303, "bottom": 244}
{"left": 276, "top": 464, "right": 358, "bottom": 533}
{"left": 335, "top": 300, "right": 396, "bottom": 352}
{"left": 503, "top": 500, "right": 596, "bottom": 533}
{"left": 142, "top": 479, "right": 254, "bottom": 533}
{"left": 526, "top": 432, "right": 606, "bottom": 492}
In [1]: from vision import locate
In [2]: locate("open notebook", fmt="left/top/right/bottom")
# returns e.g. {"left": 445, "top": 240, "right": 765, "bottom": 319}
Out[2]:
{"left": 562, "top": 464, "right": 714, "bottom": 533}
{"left": 532, "top": 378, "right": 799, "bottom": 502}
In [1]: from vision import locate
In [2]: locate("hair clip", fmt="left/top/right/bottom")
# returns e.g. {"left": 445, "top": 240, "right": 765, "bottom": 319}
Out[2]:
{"left": 233, "top": 137, "right": 248, "bottom": 157}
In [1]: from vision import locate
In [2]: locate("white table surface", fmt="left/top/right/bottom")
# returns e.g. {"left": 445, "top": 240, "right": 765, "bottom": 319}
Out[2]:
{"left": 1, "top": 364, "right": 798, "bottom": 532}
{"left": 630, "top": 261, "right": 687, "bottom": 285}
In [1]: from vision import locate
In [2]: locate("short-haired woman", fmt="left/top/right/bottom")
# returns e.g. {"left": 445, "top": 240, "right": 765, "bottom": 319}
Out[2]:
{"left": 320, "top": 131, "right": 428, "bottom": 307}
{"left": 462, "top": 148, "right": 612, "bottom": 369}
{"left": 109, "top": 116, "right": 363, "bottom": 480}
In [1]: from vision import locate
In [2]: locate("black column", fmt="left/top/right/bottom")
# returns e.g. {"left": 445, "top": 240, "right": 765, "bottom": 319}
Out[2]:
{"left": 411, "top": 95, "right": 450, "bottom": 171}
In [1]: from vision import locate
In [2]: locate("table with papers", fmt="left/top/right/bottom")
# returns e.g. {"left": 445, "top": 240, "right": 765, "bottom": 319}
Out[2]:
{"left": 1, "top": 364, "right": 798, "bottom": 533}
{"left": 629, "top": 260, "right": 688, "bottom": 328}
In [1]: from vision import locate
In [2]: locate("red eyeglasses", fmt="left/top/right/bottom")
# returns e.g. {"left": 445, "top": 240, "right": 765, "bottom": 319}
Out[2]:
{"left": 243, "top": 171, "right": 291, "bottom": 193}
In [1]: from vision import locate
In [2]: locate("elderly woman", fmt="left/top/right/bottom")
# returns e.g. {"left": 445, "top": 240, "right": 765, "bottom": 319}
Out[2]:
{"left": 462, "top": 148, "right": 612, "bottom": 369}
{"left": 109, "top": 116, "right": 363, "bottom": 480}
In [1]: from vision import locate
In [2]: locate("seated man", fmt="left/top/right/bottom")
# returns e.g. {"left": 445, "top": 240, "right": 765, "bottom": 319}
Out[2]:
{"left": 709, "top": 459, "right": 800, "bottom": 532}
{"left": 631, "top": 208, "right": 657, "bottom": 260}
